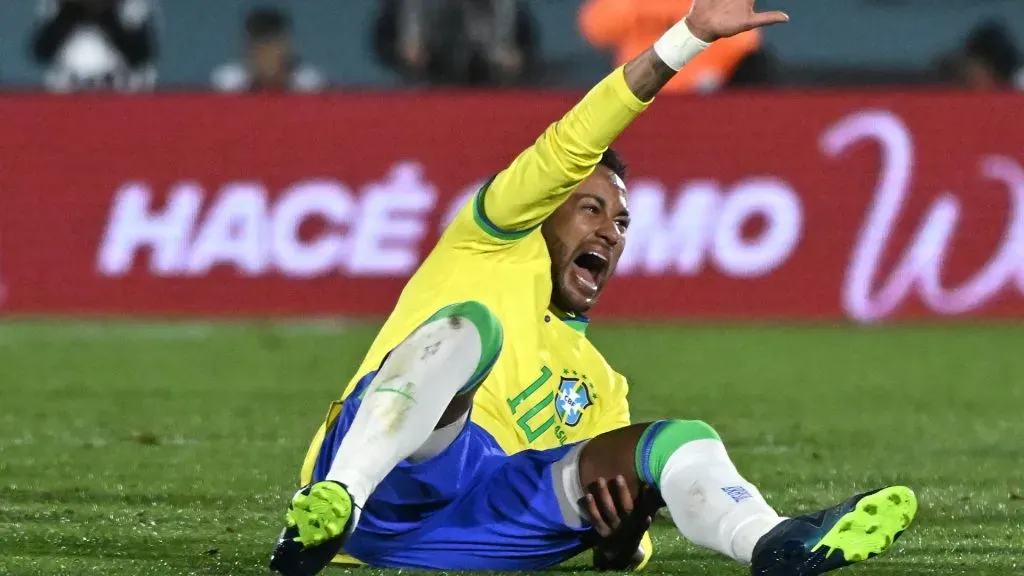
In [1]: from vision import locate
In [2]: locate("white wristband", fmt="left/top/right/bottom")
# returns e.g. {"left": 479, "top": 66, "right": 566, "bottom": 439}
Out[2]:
{"left": 653, "top": 19, "right": 710, "bottom": 71}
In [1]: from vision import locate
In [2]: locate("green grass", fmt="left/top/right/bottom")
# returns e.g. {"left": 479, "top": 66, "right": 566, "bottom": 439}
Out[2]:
{"left": 0, "top": 321, "right": 1022, "bottom": 576}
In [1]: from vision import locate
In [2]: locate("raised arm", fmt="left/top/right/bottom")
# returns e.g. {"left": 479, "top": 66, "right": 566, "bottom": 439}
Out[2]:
{"left": 464, "top": 0, "right": 788, "bottom": 243}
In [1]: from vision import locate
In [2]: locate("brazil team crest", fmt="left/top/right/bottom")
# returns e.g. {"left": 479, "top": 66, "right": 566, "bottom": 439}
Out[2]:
{"left": 556, "top": 375, "right": 592, "bottom": 427}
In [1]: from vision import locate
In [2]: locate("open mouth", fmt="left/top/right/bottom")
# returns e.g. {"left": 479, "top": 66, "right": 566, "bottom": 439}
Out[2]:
{"left": 569, "top": 250, "right": 609, "bottom": 295}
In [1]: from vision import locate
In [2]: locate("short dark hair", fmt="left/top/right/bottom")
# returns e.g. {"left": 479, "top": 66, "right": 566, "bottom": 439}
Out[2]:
{"left": 245, "top": 7, "right": 291, "bottom": 41}
{"left": 599, "top": 148, "right": 628, "bottom": 181}
{"left": 965, "top": 21, "right": 1021, "bottom": 83}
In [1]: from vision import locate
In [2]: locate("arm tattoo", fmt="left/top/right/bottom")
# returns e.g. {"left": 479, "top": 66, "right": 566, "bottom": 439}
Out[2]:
{"left": 622, "top": 48, "right": 678, "bottom": 102}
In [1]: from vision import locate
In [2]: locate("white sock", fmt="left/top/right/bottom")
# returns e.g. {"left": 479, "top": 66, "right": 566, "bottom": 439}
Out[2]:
{"left": 660, "top": 439, "right": 786, "bottom": 564}
{"left": 326, "top": 316, "right": 482, "bottom": 512}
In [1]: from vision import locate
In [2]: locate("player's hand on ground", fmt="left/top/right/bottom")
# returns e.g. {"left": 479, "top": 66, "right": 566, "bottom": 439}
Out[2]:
{"left": 685, "top": 0, "right": 789, "bottom": 42}
{"left": 582, "top": 476, "right": 659, "bottom": 571}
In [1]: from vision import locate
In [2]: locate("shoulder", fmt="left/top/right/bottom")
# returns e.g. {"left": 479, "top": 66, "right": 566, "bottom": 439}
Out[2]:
{"left": 438, "top": 193, "right": 549, "bottom": 261}
{"left": 585, "top": 343, "right": 628, "bottom": 391}
{"left": 292, "top": 64, "right": 326, "bottom": 92}
{"left": 211, "top": 62, "right": 250, "bottom": 92}
{"left": 572, "top": 334, "right": 619, "bottom": 373}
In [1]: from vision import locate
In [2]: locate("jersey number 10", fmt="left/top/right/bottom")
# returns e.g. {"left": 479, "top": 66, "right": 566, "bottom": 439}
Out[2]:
{"left": 506, "top": 367, "right": 570, "bottom": 445}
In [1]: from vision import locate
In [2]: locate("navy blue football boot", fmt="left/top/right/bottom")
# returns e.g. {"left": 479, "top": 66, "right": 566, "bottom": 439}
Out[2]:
{"left": 750, "top": 486, "right": 917, "bottom": 576}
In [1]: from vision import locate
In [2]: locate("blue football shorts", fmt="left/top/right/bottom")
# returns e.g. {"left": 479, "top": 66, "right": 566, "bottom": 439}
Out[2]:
{"left": 308, "top": 371, "right": 592, "bottom": 570}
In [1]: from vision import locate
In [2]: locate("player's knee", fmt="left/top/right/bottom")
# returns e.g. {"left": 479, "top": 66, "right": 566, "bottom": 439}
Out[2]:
{"left": 634, "top": 419, "right": 721, "bottom": 488}
{"left": 424, "top": 301, "right": 504, "bottom": 394}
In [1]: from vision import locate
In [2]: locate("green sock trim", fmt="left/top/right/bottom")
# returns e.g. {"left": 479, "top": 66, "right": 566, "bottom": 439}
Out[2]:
{"left": 635, "top": 419, "right": 721, "bottom": 488}
{"left": 422, "top": 301, "right": 503, "bottom": 394}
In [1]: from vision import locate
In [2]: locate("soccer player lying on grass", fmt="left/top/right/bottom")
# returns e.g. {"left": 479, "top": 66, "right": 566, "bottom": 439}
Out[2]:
{"left": 269, "top": 0, "right": 918, "bottom": 574}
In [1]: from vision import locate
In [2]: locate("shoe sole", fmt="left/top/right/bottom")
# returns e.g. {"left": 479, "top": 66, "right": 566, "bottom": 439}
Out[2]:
{"left": 811, "top": 485, "right": 918, "bottom": 565}
{"left": 286, "top": 483, "right": 353, "bottom": 548}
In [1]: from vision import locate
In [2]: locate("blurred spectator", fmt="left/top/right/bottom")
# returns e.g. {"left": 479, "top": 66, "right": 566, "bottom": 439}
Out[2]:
{"left": 726, "top": 48, "right": 778, "bottom": 89}
{"left": 962, "top": 22, "right": 1023, "bottom": 91}
{"left": 212, "top": 7, "right": 325, "bottom": 93}
{"left": 374, "top": 0, "right": 538, "bottom": 86}
{"left": 31, "top": 0, "right": 157, "bottom": 92}
{"left": 578, "top": 0, "right": 761, "bottom": 94}
{"left": 939, "top": 21, "right": 1023, "bottom": 91}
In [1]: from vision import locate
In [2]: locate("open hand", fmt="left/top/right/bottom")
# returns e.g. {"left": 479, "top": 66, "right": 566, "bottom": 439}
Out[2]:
{"left": 685, "top": 0, "right": 789, "bottom": 43}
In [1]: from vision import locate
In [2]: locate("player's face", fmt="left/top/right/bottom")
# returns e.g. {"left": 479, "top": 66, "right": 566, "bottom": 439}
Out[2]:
{"left": 542, "top": 166, "right": 630, "bottom": 314}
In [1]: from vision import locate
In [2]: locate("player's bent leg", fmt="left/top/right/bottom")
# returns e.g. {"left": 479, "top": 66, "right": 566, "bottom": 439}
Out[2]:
{"left": 269, "top": 301, "right": 502, "bottom": 576}
{"left": 578, "top": 420, "right": 917, "bottom": 575}
{"left": 629, "top": 420, "right": 787, "bottom": 561}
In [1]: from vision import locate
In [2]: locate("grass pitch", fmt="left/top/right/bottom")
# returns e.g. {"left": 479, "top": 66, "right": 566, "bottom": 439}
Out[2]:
{"left": 0, "top": 321, "right": 1021, "bottom": 576}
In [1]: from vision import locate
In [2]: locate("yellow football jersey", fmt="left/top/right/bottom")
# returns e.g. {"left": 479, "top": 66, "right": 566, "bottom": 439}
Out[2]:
{"left": 336, "top": 66, "right": 648, "bottom": 452}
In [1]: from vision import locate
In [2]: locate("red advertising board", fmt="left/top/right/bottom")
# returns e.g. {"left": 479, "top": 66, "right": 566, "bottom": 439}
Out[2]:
{"left": 1, "top": 91, "right": 1022, "bottom": 322}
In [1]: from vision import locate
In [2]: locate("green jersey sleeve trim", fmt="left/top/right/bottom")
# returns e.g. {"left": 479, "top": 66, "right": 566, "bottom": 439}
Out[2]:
{"left": 472, "top": 176, "right": 539, "bottom": 241}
